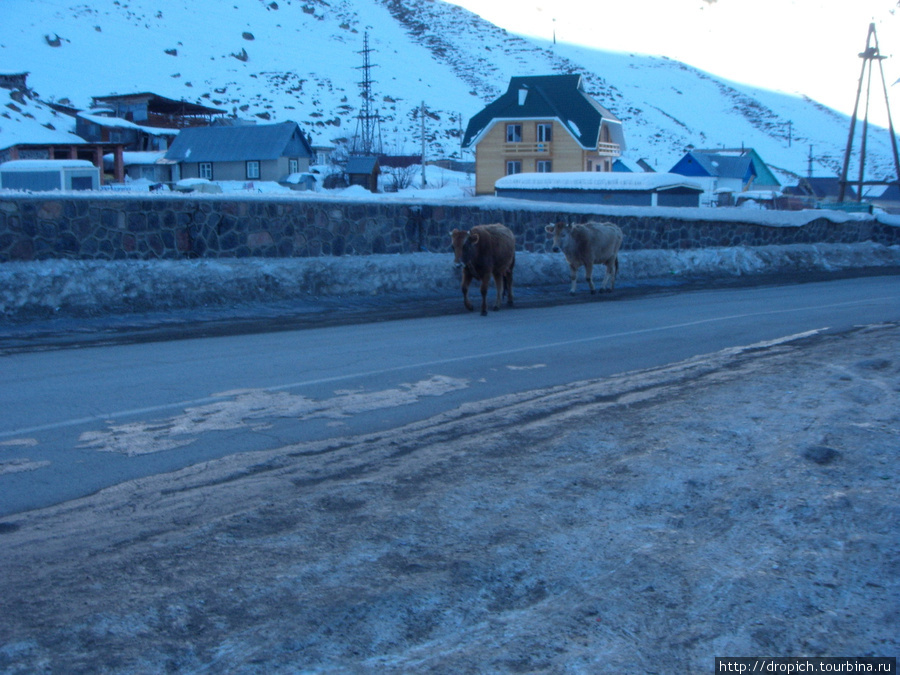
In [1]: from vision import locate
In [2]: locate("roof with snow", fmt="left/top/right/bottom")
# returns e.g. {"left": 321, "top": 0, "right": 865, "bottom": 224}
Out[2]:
{"left": 671, "top": 151, "right": 755, "bottom": 182}
{"left": 90, "top": 92, "right": 226, "bottom": 117}
{"left": 0, "top": 159, "right": 96, "bottom": 171}
{"left": 670, "top": 149, "right": 781, "bottom": 187}
{"left": 102, "top": 152, "right": 166, "bottom": 169}
{"left": 77, "top": 112, "right": 178, "bottom": 136}
{"left": 462, "top": 74, "right": 624, "bottom": 151}
{"left": 164, "top": 121, "right": 312, "bottom": 163}
{"left": 0, "top": 90, "right": 85, "bottom": 150}
{"left": 703, "top": 148, "right": 780, "bottom": 186}
{"left": 494, "top": 171, "right": 702, "bottom": 192}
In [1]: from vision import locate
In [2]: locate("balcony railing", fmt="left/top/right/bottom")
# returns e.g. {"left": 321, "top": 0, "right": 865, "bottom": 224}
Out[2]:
{"left": 596, "top": 142, "right": 622, "bottom": 157}
{"left": 503, "top": 141, "right": 621, "bottom": 157}
{"left": 503, "top": 142, "right": 552, "bottom": 154}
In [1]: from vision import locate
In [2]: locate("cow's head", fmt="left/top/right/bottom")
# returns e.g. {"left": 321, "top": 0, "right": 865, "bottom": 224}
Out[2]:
{"left": 450, "top": 229, "right": 469, "bottom": 266}
{"left": 544, "top": 221, "right": 571, "bottom": 253}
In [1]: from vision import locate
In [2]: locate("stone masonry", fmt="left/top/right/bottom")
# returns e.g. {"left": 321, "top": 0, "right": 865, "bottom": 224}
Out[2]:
{"left": 1, "top": 194, "right": 898, "bottom": 262}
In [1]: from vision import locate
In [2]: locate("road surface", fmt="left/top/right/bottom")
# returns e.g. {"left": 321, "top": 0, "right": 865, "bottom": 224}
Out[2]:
{"left": 0, "top": 274, "right": 898, "bottom": 673}
{"left": 1, "top": 274, "right": 898, "bottom": 516}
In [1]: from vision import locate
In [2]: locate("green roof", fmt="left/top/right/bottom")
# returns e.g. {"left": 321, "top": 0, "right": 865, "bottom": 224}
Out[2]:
{"left": 462, "top": 74, "right": 623, "bottom": 151}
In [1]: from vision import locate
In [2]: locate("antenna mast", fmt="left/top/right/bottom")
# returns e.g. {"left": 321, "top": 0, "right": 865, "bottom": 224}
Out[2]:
{"left": 352, "top": 31, "right": 383, "bottom": 156}
{"left": 838, "top": 23, "right": 900, "bottom": 202}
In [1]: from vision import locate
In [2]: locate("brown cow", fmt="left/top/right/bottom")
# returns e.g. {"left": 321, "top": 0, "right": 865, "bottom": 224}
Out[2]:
{"left": 450, "top": 224, "right": 515, "bottom": 316}
{"left": 545, "top": 221, "right": 623, "bottom": 295}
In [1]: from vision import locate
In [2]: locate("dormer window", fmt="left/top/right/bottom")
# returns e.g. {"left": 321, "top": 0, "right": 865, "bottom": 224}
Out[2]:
{"left": 518, "top": 87, "right": 528, "bottom": 105}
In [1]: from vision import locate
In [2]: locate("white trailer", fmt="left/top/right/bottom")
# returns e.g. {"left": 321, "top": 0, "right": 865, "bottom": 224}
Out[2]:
{"left": 0, "top": 159, "right": 100, "bottom": 191}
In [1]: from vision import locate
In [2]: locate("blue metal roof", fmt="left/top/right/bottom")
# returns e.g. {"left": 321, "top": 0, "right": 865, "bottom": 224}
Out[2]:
{"left": 165, "top": 121, "right": 312, "bottom": 162}
{"left": 670, "top": 151, "right": 756, "bottom": 181}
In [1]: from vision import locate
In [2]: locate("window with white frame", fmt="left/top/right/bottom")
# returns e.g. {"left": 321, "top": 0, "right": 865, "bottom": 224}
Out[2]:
{"left": 246, "top": 160, "right": 260, "bottom": 179}
{"left": 536, "top": 160, "right": 552, "bottom": 173}
{"left": 537, "top": 123, "right": 552, "bottom": 143}
{"left": 506, "top": 160, "right": 522, "bottom": 175}
{"left": 506, "top": 124, "right": 522, "bottom": 143}
{"left": 199, "top": 162, "right": 213, "bottom": 180}
{"left": 289, "top": 159, "right": 299, "bottom": 175}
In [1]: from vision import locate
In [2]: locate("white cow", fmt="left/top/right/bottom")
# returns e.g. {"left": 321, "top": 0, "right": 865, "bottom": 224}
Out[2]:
{"left": 545, "top": 221, "right": 623, "bottom": 295}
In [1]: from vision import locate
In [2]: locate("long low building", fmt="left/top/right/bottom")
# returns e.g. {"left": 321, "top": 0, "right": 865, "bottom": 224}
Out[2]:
{"left": 494, "top": 171, "right": 705, "bottom": 207}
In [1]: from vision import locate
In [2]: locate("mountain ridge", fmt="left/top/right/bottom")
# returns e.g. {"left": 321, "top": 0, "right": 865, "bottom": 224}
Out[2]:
{"left": 2, "top": 0, "right": 895, "bottom": 185}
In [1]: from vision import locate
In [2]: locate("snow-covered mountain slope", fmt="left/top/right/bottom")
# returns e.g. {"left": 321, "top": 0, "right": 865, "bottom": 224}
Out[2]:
{"left": 1, "top": 0, "right": 895, "bottom": 184}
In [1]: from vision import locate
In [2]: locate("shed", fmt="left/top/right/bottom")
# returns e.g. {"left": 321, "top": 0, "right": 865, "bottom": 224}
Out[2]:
{"left": 494, "top": 172, "right": 703, "bottom": 207}
{"left": 783, "top": 177, "right": 858, "bottom": 203}
{"left": 280, "top": 172, "right": 317, "bottom": 191}
{"left": 346, "top": 155, "right": 381, "bottom": 193}
{"left": 0, "top": 159, "right": 100, "bottom": 191}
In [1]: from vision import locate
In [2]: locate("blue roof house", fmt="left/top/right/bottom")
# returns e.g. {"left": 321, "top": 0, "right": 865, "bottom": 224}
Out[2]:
{"left": 164, "top": 121, "right": 313, "bottom": 184}
{"left": 670, "top": 148, "right": 780, "bottom": 206}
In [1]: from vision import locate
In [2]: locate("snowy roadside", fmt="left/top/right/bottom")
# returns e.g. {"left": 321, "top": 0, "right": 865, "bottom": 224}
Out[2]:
{"left": 1, "top": 323, "right": 896, "bottom": 672}
{"left": 1, "top": 242, "right": 899, "bottom": 322}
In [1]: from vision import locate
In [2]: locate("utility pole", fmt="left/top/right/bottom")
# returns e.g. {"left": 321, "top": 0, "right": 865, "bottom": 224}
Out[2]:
{"left": 838, "top": 23, "right": 900, "bottom": 202}
{"left": 421, "top": 100, "right": 427, "bottom": 186}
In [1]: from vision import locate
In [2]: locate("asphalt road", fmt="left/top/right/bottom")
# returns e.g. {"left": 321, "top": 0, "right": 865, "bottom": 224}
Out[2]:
{"left": 1, "top": 273, "right": 899, "bottom": 517}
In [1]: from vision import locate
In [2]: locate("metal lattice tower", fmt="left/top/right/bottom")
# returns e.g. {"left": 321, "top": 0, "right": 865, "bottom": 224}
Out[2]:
{"left": 352, "top": 31, "right": 383, "bottom": 156}
{"left": 839, "top": 23, "right": 900, "bottom": 202}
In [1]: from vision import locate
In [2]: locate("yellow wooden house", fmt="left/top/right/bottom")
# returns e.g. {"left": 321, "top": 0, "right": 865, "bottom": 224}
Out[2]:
{"left": 462, "top": 74, "right": 625, "bottom": 195}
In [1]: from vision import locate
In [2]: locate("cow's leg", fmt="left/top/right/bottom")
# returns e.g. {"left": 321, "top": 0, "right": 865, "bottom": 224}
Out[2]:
{"left": 603, "top": 257, "right": 617, "bottom": 291}
{"left": 491, "top": 272, "right": 503, "bottom": 311}
{"left": 568, "top": 263, "right": 579, "bottom": 295}
{"left": 505, "top": 269, "right": 514, "bottom": 307}
{"left": 584, "top": 261, "right": 596, "bottom": 294}
{"left": 597, "top": 260, "right": 610, "bottom": 292}
{"left": 479, "top": 274, "right": 490, "bottom": 316}
{"left": 461, "top": 269, "right": 474, "bottom": 312}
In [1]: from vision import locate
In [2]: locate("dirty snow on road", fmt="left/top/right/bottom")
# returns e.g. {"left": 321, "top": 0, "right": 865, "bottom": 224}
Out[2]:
{"left": 0, "top": 322, "right": 897, "bottom": 673}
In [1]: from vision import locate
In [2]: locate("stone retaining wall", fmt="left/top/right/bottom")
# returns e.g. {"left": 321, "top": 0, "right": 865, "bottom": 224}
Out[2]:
{"left": 1, "top": 194, "right": 898, "bottom": 262}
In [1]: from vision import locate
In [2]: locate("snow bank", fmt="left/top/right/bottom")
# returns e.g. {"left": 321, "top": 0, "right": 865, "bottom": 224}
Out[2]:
{"left": 0, "top": 159, "right": 96, "bottom": 171}
{"left": 495, "top": 171, "right": 703, "bottom": 191}
{"left": 1, "top": 242, "right": 898, "bottom": 320}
